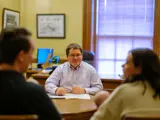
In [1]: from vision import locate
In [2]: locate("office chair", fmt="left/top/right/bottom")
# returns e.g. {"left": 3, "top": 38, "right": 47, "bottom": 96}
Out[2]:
{"left": 121, "top": 109, "right": 160, "bottom": 120}
{"left": 0, "top": 115, "right": 38, "bottom": 120}
{"left": 83, "top": 50, "right": 95, "bottom": 67}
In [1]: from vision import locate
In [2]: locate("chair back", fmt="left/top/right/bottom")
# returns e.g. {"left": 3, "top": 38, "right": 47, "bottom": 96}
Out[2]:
{"left": 122, "top": 109, "right": 160, "bottom": 120}
{"left": 83, "top": 50, "right": 95, "bottom": 67}
{"left": 0, "top": 115, "right": 38, "bottom": 120}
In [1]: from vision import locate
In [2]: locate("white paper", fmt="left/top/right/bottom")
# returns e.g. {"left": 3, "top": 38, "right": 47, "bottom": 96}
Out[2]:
{"left": 49, "top": 95, "right": 65, "bottom": 99}
{"left": 42, "top": 69, "right": 52, "bottom": 73}
{"left": 48, "top": 93, "right": 90, "bottom": 99}
{"left": 65, "top": 93, "right": 90, "bottom": 99}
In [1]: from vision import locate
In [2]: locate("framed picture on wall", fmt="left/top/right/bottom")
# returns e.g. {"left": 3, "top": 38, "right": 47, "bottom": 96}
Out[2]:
{"left": 37, "top": 14, "right": 65, "bottom": 39}
{"left": 2, "top": 8, "right": 20, "bottom": 28}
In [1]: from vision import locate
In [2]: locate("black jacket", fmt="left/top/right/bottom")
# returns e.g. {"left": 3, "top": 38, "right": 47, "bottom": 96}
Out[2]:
{"left": 0, "top": 70, "right": 61, "bottom": 120}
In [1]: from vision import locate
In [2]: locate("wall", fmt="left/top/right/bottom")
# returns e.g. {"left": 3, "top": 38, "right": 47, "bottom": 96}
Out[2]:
{"left": 0, "top": 0, "right": 21, "bottom": 30}
{"left": 20, "top": 0, "right": 83, "bottom": 58}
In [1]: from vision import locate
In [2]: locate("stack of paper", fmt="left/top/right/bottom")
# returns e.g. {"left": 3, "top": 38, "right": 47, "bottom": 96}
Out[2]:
{"left": 48, "top": 93, "right": 90, "bottom": 99}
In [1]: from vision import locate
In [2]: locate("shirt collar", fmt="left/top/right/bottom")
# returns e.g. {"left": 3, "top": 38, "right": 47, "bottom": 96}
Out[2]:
{"left": 69, "top": 62, "right": 82, "bottom": 70}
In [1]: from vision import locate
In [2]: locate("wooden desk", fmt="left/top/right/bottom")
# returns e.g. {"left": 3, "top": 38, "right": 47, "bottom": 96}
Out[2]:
{"left": 52, "top": 99, "right": 97, "bottom": 120}
{"left": 27, "top": 57, "right": 68, "bottom": 78}
{"left": 102, "top": 78, "right": 124, "bottom": 89}
{"left": 26, "top": 69, "right": 40, "bottom": 78}
{"left": 31, "top": 74, "right": 48, "bottom": 86}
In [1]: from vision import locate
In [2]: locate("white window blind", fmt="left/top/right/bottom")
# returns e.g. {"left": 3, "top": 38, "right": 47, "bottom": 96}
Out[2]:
{"left": 96, "top": 0, "right": 155, "bottom": 78}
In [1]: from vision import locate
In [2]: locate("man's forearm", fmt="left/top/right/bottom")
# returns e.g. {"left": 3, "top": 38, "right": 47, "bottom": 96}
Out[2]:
{"left": 85, "top": 87, "right": 102, "bottom": 95}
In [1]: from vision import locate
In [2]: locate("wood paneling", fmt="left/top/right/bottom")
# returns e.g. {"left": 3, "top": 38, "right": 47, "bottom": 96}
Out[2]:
{"left": 83, "top": 0, "right": 92, "bottom": 50}
{"left": 153, "top": 0, "right": 160, "bottom": 56}
{"left": 0, "top": 115, "right": 38, "bottom": 120}
{"left": 102, "top": 79, "right": 124, "bottom": 90}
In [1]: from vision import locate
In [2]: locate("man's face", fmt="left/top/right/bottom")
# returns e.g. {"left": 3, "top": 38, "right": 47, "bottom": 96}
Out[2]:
{"left": 18, "top": 39, "right": 35, "bottom": 73}
{"left": 67, "top": 48, "right": 82, "bottom": 68}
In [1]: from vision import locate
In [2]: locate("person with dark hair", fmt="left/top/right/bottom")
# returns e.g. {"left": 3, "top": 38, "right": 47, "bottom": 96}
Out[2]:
{"left": 45, "top": 43, "right": 103, "bottom": 96}
{"left": 0, "top": 27, "right": 62, "bottom": 120}
{"left": 91, "top": 48, "right": 160, "bottom": 120}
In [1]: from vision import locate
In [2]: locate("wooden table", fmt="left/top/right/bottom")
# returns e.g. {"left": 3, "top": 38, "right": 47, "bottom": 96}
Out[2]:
{"left": 30, "top": 74, "right": 48, "bottom": 86}
{"left": 26, "top": 69, "right": 41, "bottom": 78}
{"left": 52, "top": 99, "right": 97, "bottom": 120}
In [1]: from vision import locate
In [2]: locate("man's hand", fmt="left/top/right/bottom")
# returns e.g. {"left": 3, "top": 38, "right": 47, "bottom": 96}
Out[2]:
{"left": 72, "top": 86, "right": 86, "bottom": 94}
{"left": 56, "top": 87, "right": 69, "bottom": 96}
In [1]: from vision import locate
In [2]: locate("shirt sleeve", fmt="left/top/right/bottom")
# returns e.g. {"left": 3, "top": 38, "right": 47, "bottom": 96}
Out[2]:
{"left": 45, "top": 66, "right": 62, "bottom": 95}
{"left": 90, "top": 85, "right": 124, "bottom": 120}
{"left": 28, "top": 84, "right": 62, "bottom": 120}
{"left": 84, "top": 68, "right": 103, "bottom": 95}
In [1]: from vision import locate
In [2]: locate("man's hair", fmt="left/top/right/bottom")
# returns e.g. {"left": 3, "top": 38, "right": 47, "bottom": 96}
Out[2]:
{"left": 0, "top": 27, "right": 32, "bottom": 65}
{"left": 66, "top": 43, "right": 83, "bottom": 56}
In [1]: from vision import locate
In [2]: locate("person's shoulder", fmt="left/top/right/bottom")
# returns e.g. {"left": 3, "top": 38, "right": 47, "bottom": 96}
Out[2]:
{"left": 120, "top": 81, "right": 144, "bottom": 91}
{"left": 113, "top": 81, "right": 144, "bottom": 98}
{"left": 14, "top": 82, "right": 47, "bottom": 100}
{"left": 57, "top": 62, "right": 69, "bottom": 68}
{"left": 52, "top": 62, "right": 69, "bottom": 73}
{"left": 82, "top": 61, "right": 96, "bottom": 70}
{"left": 114, "top": 83, "right": 131, "bottom": 93}
{"left": 25, "top": 82, "right": 46, "bottom": 95}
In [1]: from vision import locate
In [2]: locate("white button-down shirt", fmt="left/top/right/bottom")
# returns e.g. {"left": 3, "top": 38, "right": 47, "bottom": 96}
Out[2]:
{"left": 45, "top": 61, "right": 103, "bottom": 95}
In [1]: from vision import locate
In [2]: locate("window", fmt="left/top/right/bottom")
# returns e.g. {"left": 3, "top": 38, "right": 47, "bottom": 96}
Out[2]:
{"left": 96, "top": 0, "right": 155, "bottom": 78}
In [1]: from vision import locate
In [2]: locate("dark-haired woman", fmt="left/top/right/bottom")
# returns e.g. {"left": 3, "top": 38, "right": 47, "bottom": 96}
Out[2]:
{"left": 91, "top": 48, "right": 160, "bottom": 120}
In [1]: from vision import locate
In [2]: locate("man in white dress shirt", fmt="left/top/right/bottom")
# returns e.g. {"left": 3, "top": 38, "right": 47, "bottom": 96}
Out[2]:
{"left": 45, "top": 43, "right": 103, "bottom": 96}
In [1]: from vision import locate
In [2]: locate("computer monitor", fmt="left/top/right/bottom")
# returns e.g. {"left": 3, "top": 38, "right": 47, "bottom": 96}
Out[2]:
{"left": 37, "top": 48, "right": 54, "bottom": 65}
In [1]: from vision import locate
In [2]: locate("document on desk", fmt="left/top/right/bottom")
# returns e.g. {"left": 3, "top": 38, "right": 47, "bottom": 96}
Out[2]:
{"left": 48, "top": 93, "right": 90, "bottom": 99}
{"left": 48, "top": 95, "right": 65, "bottom": 99}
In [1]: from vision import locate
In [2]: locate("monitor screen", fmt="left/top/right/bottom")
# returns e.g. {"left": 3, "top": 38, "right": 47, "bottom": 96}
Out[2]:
{"left": 37, "top": 48, "right": 54, "bottom": 65}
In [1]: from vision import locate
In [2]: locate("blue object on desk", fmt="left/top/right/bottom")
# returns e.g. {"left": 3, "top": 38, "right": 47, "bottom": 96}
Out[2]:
{"left": 52, "top": 56, "right": 60, "bottom": 64}
{"left": 37, "top": 48, "right": 54, "bottom": 65}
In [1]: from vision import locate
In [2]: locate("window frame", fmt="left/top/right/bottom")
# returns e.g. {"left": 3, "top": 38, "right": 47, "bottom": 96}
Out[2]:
{"left": 83, "top": 0, "right": 160, "bottom": 79}
{"left": 83, "top": 0, "right": 160, "bottom": 55}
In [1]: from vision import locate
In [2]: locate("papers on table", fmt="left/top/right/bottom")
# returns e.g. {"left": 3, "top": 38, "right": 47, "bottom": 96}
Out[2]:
{"left": 41, "top": 69, "right": 52, "bottom": 73}
{"left": 65, "top": 94, "right": 91, "bottom": 99}
{"left": 48, "top": 93, "right": 91, "bottom": 99}
{"left": 49, "top": 95, "right": 65, "bottom": 99}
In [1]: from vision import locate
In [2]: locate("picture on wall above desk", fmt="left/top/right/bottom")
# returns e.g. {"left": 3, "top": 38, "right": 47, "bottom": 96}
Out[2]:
{"left": 2, "top": 8, "right": 20, "bottom": 28}
{"left": 37, "top": 14, "right": 65, "bottom": 39}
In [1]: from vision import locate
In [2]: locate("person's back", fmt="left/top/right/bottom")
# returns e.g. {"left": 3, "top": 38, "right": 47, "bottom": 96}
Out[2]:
{"left": 0, "top": 27, "right": 61, "bottom": 120}
{"left": 91, "top": 81, "right": 160, "bottom": 120}
{"left": 121, "top": 81, "right": 160, "bottom": 110}
{"left": 0, "top": 70, "right": 61, "bottom": 120}
{"left": 116, "top": 81, "right": 160, "bottom": 120}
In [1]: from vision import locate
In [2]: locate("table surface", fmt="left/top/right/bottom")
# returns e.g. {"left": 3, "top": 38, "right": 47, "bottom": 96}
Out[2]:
{"left": 52, "top": 99, "right": 97, "bottom": 115}
{"left": 52, "top": 98, "right": 97, "bottom": 120}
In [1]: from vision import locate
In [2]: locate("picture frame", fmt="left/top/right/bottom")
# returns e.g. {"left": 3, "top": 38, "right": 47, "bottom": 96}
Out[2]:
{"left": 36, "top": 14, "right": 65, "bottom": 39}
{"left": 2, "top": 8, "right": 20, "bottom": 28}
